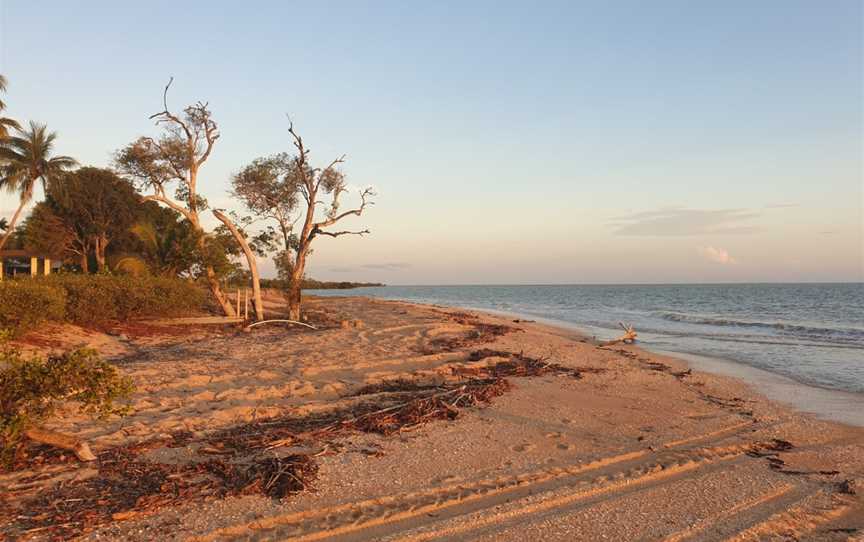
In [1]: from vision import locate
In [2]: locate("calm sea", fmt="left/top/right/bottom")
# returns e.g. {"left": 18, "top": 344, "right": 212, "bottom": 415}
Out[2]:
{"left": 309, "top": 284, "right": 864, "bottom": 396}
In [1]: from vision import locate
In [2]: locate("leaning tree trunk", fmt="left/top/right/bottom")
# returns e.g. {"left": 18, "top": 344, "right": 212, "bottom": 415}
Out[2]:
{"left": 212, "top": 210, "right": 264, "bottom": 321}
{"left": 192, "top": 228, "right": 235, "bottom": 318}
{"left": 0, "top": 199, "right": 26, "bottom": 251}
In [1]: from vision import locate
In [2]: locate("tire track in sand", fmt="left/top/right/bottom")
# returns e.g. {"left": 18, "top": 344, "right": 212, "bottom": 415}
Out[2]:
{"left": 190, "top": 436, "right": 774, "bottom": 542}
{"left": 722, "top": 489, "right": 858, "bottom": 542}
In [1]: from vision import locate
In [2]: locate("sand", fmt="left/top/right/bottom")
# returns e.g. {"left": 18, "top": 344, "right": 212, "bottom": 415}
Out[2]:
{"left": 2, "top": 294, "right": 862, "bottom": 541}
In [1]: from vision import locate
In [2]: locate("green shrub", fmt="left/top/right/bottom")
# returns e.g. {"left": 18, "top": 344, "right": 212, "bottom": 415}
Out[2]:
{"left": 147, "top": 276, "right": 205, "bottom": 317}
{"left": 0, "top": 281, "right": 66, "bottom": 336}
{"left": 52, "top": 274, "right": 125, "bottom": 326}
{"left": 48, "top": 274, "right": 204, "bottom": 326}
{"left": 0, "top": 274, "right": 204, "bottom": 334}
{"left": 0, "top": 333, "right": 134, "bottom": 461}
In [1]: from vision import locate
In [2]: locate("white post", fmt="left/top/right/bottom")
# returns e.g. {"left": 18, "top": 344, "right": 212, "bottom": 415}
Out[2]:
{"left": 236, "top": 290, "right": 241, "bottom": 318}
{"left": 44, "top": 258, "right": 51, "bottom": 276}
{"left": 244, "top": 288, "right": 249, "bottom": 320}
{"left": 30, "top": 256, "right": 38, "bottom": 277}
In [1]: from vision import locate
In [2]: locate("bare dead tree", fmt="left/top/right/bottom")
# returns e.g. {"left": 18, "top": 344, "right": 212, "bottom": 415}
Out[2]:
{"left": 115, "top": 78, "right": 235, "bottom": 317}
{"left": 284, "top": 121, "right": 373, "bottom": 319}
{"left": 233, "top": 120, "right": 373, "bottom": 320}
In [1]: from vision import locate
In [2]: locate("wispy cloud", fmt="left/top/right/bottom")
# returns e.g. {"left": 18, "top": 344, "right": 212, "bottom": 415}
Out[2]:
{"left": 331, "top": 262, "right": 411, "bottom": 273}
{"left": 361, "top": 262, "right": 411, "bottom": 270}
{"left": 697, "top": 246, "right": 737, "bottom": 265}
{"left": 764, "top": 203, "right": 799, "bottom": 209}
{"left": 611, "top": 207, "right": 759, "bottom": 236}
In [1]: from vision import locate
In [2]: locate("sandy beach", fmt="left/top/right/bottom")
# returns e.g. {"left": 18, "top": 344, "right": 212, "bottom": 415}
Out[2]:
{"left": 2, "top": 294, "right": 862, "bottom": 541}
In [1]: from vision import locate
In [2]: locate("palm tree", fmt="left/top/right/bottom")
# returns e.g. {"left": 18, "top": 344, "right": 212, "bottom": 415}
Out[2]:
{"left": 0, "top": 121, "right": 76, "bottom": 251}
{"left": 0, "top": 74, "right": 20, "bottom": 139}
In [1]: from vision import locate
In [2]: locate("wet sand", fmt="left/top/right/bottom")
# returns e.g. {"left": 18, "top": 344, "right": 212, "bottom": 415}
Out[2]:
{"left": 3, "top": 294, "right": 862, "bottom": 540}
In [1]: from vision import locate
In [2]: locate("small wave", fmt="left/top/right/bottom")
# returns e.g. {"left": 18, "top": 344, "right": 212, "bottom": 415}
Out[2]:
{"left": 658, "top": 312, "right": 864, "bottom": 342}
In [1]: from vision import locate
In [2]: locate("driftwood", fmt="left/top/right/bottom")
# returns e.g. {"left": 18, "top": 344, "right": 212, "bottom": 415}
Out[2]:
{"left": 599, "top": 322, "right": 638, "bottom": 346}
{"left": 24, "top": 427, "right": 96, "bottom": 462}
{"left": 245, "top": 319, "right": 318, "bottom": 331}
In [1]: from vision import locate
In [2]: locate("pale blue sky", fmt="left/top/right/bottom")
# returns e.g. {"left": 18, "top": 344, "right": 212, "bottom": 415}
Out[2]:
{"left": 1, "top": 0, "right": 861, "bottom": 283}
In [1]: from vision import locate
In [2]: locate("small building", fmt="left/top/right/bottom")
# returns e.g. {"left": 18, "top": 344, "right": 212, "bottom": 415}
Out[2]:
{"left": 0, "top": 249, "right": 59, "bottom": 280}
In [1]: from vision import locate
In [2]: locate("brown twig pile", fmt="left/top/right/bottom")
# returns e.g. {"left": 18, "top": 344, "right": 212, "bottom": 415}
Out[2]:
{"left": 456, "top": 349, "right": 605, "bottom": 380}
{"left": 329, "top": 379, "right": 511, "bottom": 436}
{"left": 1, "top": 442, "right": 317, "bottom": 540}
{"left": 421, "top": 312, "right": 518, "bottom": 353}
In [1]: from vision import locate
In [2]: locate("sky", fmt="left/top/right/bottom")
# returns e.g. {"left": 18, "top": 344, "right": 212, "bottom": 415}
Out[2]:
{"left": 0, "top": 0, "right": 861, "bottom": 284}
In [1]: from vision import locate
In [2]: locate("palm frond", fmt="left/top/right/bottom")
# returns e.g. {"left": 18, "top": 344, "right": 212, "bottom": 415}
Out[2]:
{"left": 0, "top": 117, "right": 21, "bottom": 132}
{"left": 49, "top": 155, "right": 78, "bottom": 168}
{"left": 0, "top": 120, "right": 76, "bottom": 202}
{"left": 0, "top": 74, "right": 7, "bottom": 112}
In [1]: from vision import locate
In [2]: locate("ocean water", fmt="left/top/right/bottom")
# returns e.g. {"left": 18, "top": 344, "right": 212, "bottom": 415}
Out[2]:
{"left": 309, "top": 283, "right": 864, "bottom": 396}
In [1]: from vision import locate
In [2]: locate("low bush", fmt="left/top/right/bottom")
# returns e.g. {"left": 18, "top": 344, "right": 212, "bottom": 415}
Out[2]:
{"left": 49, "top": 274, "right": 205, "bottom": 326}
{"left": 0, "top": 274, "right": 205, "bottom": 334}
{"left": 0, "top": 334, "right": 134, "bottom": 461}
{"left": 0, "top": 281, "right": 66, "bottom": 336}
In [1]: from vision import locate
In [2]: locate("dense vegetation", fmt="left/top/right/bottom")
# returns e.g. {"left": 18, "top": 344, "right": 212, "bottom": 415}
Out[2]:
{"left": 0, "top": 275, "right": 203, "bottom": 336}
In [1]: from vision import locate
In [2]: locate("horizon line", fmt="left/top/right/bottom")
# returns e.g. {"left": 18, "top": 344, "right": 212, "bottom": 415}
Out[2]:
{"left": 316, "top": 280, "right": 864, "bottom": 288}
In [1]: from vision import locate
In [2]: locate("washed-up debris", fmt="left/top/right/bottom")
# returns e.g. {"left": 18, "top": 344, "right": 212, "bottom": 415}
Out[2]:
{"left": 0, "top": 378, "right": 508, "bottom": 538}
{"left": 352, "top": 379, "right": 443, "bottom": 396}
{"left": 1, "top": 348, "right": 597, "bottom": 540}
{"left": 328, "top": 379, "right": 512, "bottom": 437}
{"left": 1, "top": 440, "right": 317, "bottom": 540}
{"left": 421, "top": 312, "right": 518, "bottom": 353}
{"left": 456, "top": 349, "right": 605, "bottom": 380}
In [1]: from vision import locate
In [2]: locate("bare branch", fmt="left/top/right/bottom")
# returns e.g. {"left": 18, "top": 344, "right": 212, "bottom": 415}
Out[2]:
{"left": 312, "top": 228, "right": 370, "bottom": 238}
{"left": 160, "top": 77, "right": 173, "bottom": 114}
{"left": 287, "top": 117, "right": 313, "bottom": 190}
{"left": 315, "top": 187, "right": 375, "bottom": 228}
{"left": 148, "top": 77, "right": 193, "bottom": 142}
{"left": 142, "top": 192, "right": 193, "bottom": 222}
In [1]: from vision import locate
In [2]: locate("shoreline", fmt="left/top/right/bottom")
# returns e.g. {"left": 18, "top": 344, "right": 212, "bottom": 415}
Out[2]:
{"left": 322, "top": 294, "right": 864, "bottom": 429}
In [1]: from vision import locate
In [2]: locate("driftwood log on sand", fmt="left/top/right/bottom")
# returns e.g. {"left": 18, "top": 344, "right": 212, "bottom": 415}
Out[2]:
{"left": 24, "top": 427, "right": 97, "bottom": 462}
{"left": 600, "top": 322, "right": 638, "bottom": 346}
